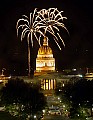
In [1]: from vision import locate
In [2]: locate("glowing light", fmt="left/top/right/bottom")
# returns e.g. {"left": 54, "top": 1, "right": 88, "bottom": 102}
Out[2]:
{"left": 0, "top": 80, "right": 2, "bottom": 82}
{"left": 42, "top": 109, "right": 45, "bottom": 113}
{"left": 63, "top": 83, "right": 64, "bottom": 87}
{"left": 34, "top": 115, "right": 36, "bottom": 118}
{"left": 59, "top": 89, "right": 62, "bottom": 91}
{"left": 77, "top": 74, "right": 83, "bottom": 77}
{"left": 58, "top": 97, "right": 60, "bottom": 100}
{"left": 63, "top": 105, "right": 65, "bottom": 107}
{"left": 72, "top": 68, "right": 76, "bottom": 71}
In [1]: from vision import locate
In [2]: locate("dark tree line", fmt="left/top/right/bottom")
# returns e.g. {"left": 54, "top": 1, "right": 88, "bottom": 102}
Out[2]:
{"left": 0, "top": 78, "right": 47, "bottom": 119}
{"left": 55, "top": 78, "right": 93, "bottom": 118}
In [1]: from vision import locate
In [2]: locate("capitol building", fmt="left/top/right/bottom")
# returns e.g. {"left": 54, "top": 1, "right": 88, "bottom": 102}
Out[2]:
{"left": 36, "top": 37, "right": 55, "bottom": 72}
{"left": 35, "top": 37, "right": 56, "bottom": 90}
{"left": 34, "top": 37, "right": 81, "bottom": 91}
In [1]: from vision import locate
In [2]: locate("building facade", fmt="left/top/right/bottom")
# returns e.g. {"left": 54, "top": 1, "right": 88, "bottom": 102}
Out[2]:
{"left": 36, "top": 37, "right": 55, "bottom": 72}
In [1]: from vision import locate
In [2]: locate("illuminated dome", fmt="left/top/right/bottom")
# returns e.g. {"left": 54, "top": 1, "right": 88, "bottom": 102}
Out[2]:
{"left": 38, "top": 45, "right": 53, "bottom": 55}
{"left": 36, "top": 37, "right": 55, "bottom": 72}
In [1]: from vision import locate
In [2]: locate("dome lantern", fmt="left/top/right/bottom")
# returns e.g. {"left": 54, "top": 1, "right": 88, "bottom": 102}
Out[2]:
{"left": 43, "top": 36, "right": 48, "bottom": 46}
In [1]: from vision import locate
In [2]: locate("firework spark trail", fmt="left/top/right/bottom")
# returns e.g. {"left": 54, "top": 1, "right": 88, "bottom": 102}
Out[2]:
{"left": 16, "top": 8, "right": 46, "bottom": 77}
{"left": 37, "top": 8, "right": 69, "bottom": 49}
{"left": 17, "top": 8, "right": 68, "bottom": 49}
{"left": 16, "top": 8, "right": 45, "bottom": 47}
{"left": 57, "top": 33, "right": 65, "bottom": 47}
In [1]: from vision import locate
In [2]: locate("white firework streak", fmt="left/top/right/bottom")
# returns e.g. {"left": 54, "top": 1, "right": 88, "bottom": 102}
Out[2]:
{"left": 16, "top": 18, "right": 29, "bottom": 28}
{"left": 37, "top": 9, "right": 48, "bottom": 19}
{"left": 39, "top": 34, "right": 41, "bottom": 46}
{"left": 54, "top": 37, "right": 61, "bottom": 50}
{"left": 21, "top": 27, "right": 29, "bottom": 40}
{"left": 16, "top": 24, "right": 29, "bottom": 36}
{"left": 47, "top": 8, "right": 64, "bottom": 21}
{"left": 57, "top": 33, "right": 65, "bottom": 47}
{"left": 37, "top": 8, "right": 69, "bottom": 49}
{"left": 55, "top": 21, "right": 69, "bottom": 34}
{"left": 21, "top": 29, "right": 29, "bottom": 41}
{"left": 16, "top": 8, "right": 45, "bottom": 47}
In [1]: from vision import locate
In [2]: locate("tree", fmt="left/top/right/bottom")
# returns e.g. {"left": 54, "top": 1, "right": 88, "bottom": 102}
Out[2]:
{"left": 55, "top": 78, "right": 93, "bottom": 118}
{"left": 0, "top": 78, "right": 47, "bottom": 119}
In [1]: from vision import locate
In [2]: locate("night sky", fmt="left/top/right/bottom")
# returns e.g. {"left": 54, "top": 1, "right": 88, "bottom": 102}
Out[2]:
{"left": 0, "top": 0, "right": 93, "bottom": 75}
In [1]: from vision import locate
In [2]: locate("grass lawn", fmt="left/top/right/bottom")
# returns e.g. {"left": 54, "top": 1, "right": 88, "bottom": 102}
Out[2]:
{"left": 0, "top": 111, "right": 18, "bottom": 120}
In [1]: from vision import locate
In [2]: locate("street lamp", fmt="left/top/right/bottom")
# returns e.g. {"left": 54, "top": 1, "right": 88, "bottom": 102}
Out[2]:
{"left": 63, "top": 83, "right": 64, "bottom": 87}
{"left": 34, "top": 115, "right": 37, "bottom": 119}
{"left": 58, "top": 97, "right": 60, "bottom": 100}
{"left": 42, "top": 109, "right": 45, "bottom": 114}
{"left": 63, "top": 105, "right": 65, "bottom": 108}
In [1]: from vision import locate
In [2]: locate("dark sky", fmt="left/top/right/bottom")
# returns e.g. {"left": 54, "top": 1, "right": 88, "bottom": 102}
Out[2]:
{"left": 0, "top": 0, "right": 93, "bottom": 74}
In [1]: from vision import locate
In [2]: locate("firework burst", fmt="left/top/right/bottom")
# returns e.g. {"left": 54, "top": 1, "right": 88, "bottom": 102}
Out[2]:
{"left": 16, "top": 8, "right": 45, "bottom": 76}
{"left": 37, "top": 8, "right": 69, "bottom": 50}
{"left": 16, "top": 8, "right": 45, "bottom": 47}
